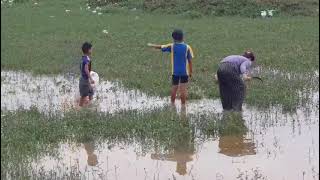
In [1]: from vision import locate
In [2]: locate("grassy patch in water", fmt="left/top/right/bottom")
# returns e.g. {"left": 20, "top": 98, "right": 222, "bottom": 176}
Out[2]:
{"left": 1, "top": 108, "right": 250, "bottom": 178}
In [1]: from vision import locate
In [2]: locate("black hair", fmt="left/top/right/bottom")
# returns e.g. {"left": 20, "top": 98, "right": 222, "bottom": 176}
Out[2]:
{"left": 243, "top": 50, "right": 255, "bottom": 61}
{"left": 172, "top": 29, "right": 184, "bottom": 42}
{"left": 82, "top": 42, "right": 92, "bottom": 54}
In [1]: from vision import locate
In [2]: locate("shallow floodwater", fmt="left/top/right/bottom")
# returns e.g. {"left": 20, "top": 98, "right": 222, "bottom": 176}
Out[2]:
{"left": 31, "top": 124, "right": 318, "bottom": 180}
{"left": 1, "top": 70, "right": 319, "bottom": 180}
{"left": 1, "top": 71, "right": 166, "bottom": 115}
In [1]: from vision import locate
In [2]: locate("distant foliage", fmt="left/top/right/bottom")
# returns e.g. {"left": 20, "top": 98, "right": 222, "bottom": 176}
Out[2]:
{"left": 4, "top": 0, "right": 319, "bottom": 16}
{"left": 88, "top": 0, "right": 128, "bottom": 7}
{"left": 140, "top": 0, "right": 319, "bottom": 17}
{"left": 1, "top": 0, "right": 29, "bottom": 3}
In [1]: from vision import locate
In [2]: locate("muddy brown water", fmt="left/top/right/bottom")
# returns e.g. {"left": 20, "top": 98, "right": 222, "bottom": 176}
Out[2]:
{"left": 1, "top": 70, "right": 319, "bottom": 180}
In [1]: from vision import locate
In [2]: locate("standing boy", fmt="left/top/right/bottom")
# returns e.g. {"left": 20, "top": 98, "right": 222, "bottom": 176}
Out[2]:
{"left": 79, "top": 42, "right": 95, "bottom": 107}
{"left": 148, "top": 29, "right": 194, "bottom": 106}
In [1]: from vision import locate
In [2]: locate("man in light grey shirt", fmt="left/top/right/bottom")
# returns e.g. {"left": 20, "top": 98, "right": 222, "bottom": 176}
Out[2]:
{"left": 221, "top": 55, "right": 252, "bottom": 76}
{"left": 215, "top": 51, "right": 255, "bottom": 111}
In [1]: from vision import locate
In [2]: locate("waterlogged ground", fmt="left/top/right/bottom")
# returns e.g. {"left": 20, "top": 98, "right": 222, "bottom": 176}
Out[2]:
{"left": 1, "top": 71, "right": 166, "bottom": 115}
{"left": 1, "top": 70, "right": 318, "bottom": 115}
{"left": 1, "top": 70, "right": 319, "bottom": 180}
{"left": 29, "top": 124, "right": 318, "bottom": 180}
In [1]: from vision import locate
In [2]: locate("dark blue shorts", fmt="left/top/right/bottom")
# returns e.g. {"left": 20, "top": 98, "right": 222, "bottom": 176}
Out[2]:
{"left": 172, "top": 75, "right": 189, "bottom": 85}
{"left": 79, "top": 77, "right": 94, "bottom": 97}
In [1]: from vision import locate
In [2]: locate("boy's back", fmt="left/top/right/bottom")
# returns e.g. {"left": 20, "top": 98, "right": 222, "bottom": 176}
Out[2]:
{"left": 148, "top": 29, "right": 193, "bottom": 106}
{"left": 161, "top": 42, "right": 194, "bottom": 76}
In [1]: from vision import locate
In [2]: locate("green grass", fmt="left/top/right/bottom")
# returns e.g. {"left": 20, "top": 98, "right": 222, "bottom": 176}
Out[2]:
{"left": 1, "top": 0, "right": 319, "bottom": 110}
{"left": 2, "top": 109, "right": 249, "bottom": 178}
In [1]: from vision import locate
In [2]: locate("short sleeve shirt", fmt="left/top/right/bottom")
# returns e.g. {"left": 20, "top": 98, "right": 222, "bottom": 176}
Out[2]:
{"left": 161, "top": 42, "right": 194, "bottom": 76}
{"left": 221, "top": 55, "right": 252, "bottom": 75}
{"left": 80, "top": 55, "right": 91, "bottom": 79}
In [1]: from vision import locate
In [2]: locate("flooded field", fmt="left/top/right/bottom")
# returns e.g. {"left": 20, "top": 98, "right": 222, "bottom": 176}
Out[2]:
{"left": 1, "top": 71, "right": 166, "bottom": 115}
{"left": 29, "top": 124, "right": 318, "bottom": 180}
{"left": 1, "top": 70, "right": 319, "bottom": 180}
{"left": 1, "top": 0, "right": 319, "bottom": 178}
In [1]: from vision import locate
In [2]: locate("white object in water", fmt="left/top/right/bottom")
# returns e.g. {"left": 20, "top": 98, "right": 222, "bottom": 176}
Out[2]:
{"left": 268, "top": 10, "right": 275, "bottom": 17}
{"left": 260, "top": 10, "right": 267, "bottom": 18}
{"left": 90, "top": 71, "right": 99, "bottom": 84}
{"left": 90, "top": 71, "right": 99, "bottom": 91}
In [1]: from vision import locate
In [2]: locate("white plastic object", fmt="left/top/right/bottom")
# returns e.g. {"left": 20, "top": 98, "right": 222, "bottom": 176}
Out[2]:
{"left": 260, "top": 11, "right": 267, "bottom": 18}
{"left": 90, "top": 71, "right": 99, "bottom": 91}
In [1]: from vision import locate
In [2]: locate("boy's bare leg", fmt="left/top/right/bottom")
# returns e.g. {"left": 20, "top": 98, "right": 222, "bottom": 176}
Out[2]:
{"left": 84, "top": 95, "right": 93, "bottom": 106}
{"left": 179, "top": 83, "right": 188, "bottom": 105}
{"left": 171, "top": 85, "right": 179, "bottom": 105}
{"left": 180, "top": 104, "right": 187, "bottom": 119}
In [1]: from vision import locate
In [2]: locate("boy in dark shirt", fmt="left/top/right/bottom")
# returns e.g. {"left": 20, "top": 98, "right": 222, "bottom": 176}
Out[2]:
{"left": 79, "top": 42, "right": 95, "bottom": 106}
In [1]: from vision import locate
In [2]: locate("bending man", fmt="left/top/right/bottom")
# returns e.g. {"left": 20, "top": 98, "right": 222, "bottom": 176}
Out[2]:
{"left": 215, "top": 51, "right": 255, "bottom": 111}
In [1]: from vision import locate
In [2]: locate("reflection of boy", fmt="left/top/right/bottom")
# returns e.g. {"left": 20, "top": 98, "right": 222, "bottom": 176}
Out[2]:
{"left": 151, "top": 124, "right": 194, "bottom": 176}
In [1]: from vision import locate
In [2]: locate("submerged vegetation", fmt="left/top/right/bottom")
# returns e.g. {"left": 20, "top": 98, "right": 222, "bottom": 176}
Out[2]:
{"left": 2, "top": 109, "right": 246, "bottom": 178}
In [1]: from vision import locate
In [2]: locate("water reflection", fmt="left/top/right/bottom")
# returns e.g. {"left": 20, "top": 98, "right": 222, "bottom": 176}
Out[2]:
{"left": 23, "top": 108, "right": 318, "bottom": 180}
{"left": 83, "top": 141, "right": 98, "bottom": 166}
{"left": 218, "top": 112, "right": 256, "bottom": 157}
{"left": 151, "top": 110, "right": 195, "bottom": 176}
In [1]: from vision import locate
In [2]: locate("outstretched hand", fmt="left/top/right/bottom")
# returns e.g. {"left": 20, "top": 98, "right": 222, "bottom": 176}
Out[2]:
{"left": 147, "top": 43, "right": 161, "bottom": 49}
{"left": 147, "top": 43, "right": 155, "bottom": 47}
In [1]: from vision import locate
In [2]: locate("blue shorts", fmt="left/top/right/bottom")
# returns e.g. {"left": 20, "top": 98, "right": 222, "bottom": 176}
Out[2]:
{"left": 172, "top": 75, "right": 189, "bottom": 85}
